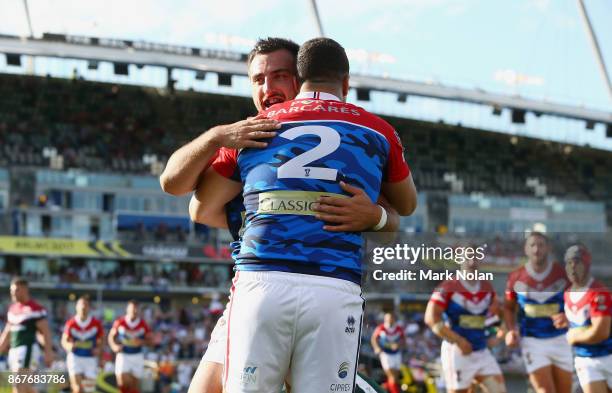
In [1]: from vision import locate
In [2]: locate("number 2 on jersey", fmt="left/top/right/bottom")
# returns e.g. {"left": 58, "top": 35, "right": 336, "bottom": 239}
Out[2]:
{"left": 277, "top": 125, "right": 340, "bottom": 181}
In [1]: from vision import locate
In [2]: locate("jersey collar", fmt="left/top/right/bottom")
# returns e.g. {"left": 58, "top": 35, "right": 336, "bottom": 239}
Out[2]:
{"left": 295, "top": 91, "right": 341, "bottom": 102}
{"left": 76, "top": 315, "right": 92, "bottom": 328}
{"left": 526, "top": 259, "right": 553, "bottom": 281}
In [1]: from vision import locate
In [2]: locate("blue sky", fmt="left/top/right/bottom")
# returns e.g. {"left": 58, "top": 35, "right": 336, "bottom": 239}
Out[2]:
{"left": 1, "top": 0, "right": 611, "bottom": 111}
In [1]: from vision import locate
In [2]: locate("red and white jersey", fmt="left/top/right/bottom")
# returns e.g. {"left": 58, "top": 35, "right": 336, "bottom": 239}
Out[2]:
{"left": 373, "top": 323, "right": 405, "bottom": 354}
{"left": 506, "top": 261, "right": 569, "bottom": 338}
{"left": 63, "top": 316, "right": 104, "bottom": 357}
{"left": 112, "top": 317, "right": 150, "bottom": 354}
{"left": 7, "top": 300, "right": 47, "bottom": 347}
{"left": 430, "top": 279, "right": 496, "bottom": 351}
{"left": 565, "top": 279, "right": 612, "bottom": 358}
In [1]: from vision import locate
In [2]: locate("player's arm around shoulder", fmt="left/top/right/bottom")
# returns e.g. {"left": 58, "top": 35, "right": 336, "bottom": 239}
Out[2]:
{"left": 160, "top": 117, "right": 279, "bottom": 196}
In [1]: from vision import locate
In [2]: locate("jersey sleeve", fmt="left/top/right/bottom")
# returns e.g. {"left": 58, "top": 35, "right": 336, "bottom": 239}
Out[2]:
{"left": 383, "top": 129, "right": 410, "bottom": 183}
{"left": 204, "top": 150, "right": 220, "bottom": 171}
{"left": 96, "top": 319, "right": 105, "bottom": 339}
{"left": 111, "top": 319, "right": 122, "bottom": 332}
{"left": 505, "top": 272, "right": 518, "bottom": 302}
{"left": 63, "top": 320, "right": 72, "bottom": 337}
{"left": 372, "top": 325, "right": 383, "bottom": 340}
{"left": 211, "top": 147, "right": 239, "bottom": 180}
{"left": 430, "top": 283, "right": 452, "bottom": 309}
{"left": 590, "top": 290, "right": 612, "bottom": 318}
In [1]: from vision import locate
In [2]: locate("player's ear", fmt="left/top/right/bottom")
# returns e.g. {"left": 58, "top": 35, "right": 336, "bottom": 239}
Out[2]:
{"left": 342, "top": 75, "right": 349, "bottom": 101}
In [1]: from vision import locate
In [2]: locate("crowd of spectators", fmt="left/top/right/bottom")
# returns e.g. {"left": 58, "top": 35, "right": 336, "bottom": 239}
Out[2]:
{"left": 2, "top": 72, "right": 612, "bottom": 204}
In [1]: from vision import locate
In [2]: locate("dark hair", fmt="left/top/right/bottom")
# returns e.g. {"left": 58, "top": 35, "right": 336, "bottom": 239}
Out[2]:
{"left": 77, "top": 295, "right": 91, "bottom": 303}
{"left": 247, "top": 37, "right": 299, "bottom": 66}
{"left": 10, "top": 276, "right": 28, "bottom": 287}
{"left": 297, "top": 37, "right": 349, "bottom": 84}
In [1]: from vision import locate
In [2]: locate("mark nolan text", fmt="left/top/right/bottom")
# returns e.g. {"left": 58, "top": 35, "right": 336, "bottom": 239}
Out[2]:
{"left": 372, "top": 269, "right": 494, "bottom": 281}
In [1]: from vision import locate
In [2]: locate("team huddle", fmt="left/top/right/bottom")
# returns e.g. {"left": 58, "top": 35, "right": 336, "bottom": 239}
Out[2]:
{"left": 1, "top": 35, "right": 610, "bottom": 393}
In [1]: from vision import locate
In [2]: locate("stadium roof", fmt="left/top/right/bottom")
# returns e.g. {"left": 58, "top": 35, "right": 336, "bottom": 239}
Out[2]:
{"left": 1, "top": 33, "right": 610, "bottom": 126}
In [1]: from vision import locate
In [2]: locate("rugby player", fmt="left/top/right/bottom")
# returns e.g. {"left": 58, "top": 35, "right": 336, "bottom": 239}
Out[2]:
{"left": 0, "top": 277, "right": 54, "bottom": 393}
{"left": 370, "top": 312, "right": 405, "bottom": 393}
{"left": 108, "top": 300, "right": 152, "bottom": 393}
{"left": 196, "top": 37, "right": 416, "bottom": 393}
{"left": 504, "top": 232, "right": 572, "bottom": 393}
{"left": 564, "top": 245, "right": 612, "bottom": 393}
{"left": 425, "top": 260, "right": 506, "bottom": 393}
{"left": 61, "top": 295, "right": 104, "bottom": 393}
{"left": 160, "top": 37, "right": 402, "bottom": 393}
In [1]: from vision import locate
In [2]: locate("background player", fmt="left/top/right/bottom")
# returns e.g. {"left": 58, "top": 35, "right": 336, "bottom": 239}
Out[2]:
{"left": 504, "top": 232, "right": 572, "bottom": 393}
{"left": 425, "top": 260, "right": 506, "bottom": 393}
{"left": 108, "top": 300, "right": 152, "bottom": 393}
{"left": 0, "top": 277, "right": 54, "bottom": 393}
{"left": 61, "top": 295, "right": 104, "bottom": 393}
{"left": 370, "top": 312, "right": 405, "bottom": 393}
{"left": 564, "top": 245, "right": 612, "bottom": 393}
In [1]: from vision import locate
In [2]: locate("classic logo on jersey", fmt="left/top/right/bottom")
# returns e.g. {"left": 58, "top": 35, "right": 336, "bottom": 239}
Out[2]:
{"left": 345, "top": 315, "right": 356, "bottom": 334}
{"left": 524, "top": 303, "right": 560, "bottom": 318}
{"left": 257, "top": 191, "right": 346, "bottom": 216}
{"left": 338, "top": 362, "right": 350, "bottom": 379}
{"left": 458, "top": 315, "right": 486, "bottom": 329}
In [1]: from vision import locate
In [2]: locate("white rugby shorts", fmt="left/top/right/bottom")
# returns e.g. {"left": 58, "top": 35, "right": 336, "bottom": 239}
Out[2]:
{"left": 223, "top": 271, "right": 364, "bottom": 393}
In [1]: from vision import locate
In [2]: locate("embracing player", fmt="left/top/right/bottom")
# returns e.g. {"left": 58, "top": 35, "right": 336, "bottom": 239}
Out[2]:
{"left": 504, "top": 232, "right": 572, "bottom": 393}
{"left": 564, "top": 245, "right": 612, "bottom": 393}
{"left": 195, "top": 38, "right": 416, "bottom": 393}
{"left": 161, "top": 37, "right": 405, "bottom": 393}
{"left": 61, "top": 295, "right": 104, "bottom": 393}
{"left": 108, "top": 300, "right": 152, "bottom": 393}
{"left": 425, "top": 259, "right": 506, "bottom": 393}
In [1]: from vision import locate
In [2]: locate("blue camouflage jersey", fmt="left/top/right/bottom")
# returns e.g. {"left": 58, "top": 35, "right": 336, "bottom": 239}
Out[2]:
{"left": 506, "top": 262, "right": 569, "bottom": 338}
{"left": 213, "top": 92, "right": 409, "bottom": 284}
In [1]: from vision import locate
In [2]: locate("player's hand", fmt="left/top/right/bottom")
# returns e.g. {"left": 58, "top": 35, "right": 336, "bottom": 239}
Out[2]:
{"left": 551, "top": 312, "right": 569, "bottom": 329}
{"left": 44, "top": 351, "right": 54, "bottom": 368}
{"left": 314, "top": 181, "right": 381, "bottom": 232}
{"left": 456, "top": 337, "right": 473, "bottom": 355}
{"left": 210, "top": 117, "right": 280, "bottom": 149}
{"left": 505, "top": 329, "right": 520, "bottom": 348}
{"left": 110, "top": 343, "right": 123, "bottom": 353}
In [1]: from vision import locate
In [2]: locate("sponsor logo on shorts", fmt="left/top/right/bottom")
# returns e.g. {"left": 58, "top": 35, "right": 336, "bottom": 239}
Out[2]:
{"left": 345, "top": 315, "right": 356, "bottom": 334}
{"left": 239, "top": 366, "right": 258, "bottom": 385}
{"left": 338, "top": 362, "right": 350, "bottom": 379}
{"left": 330, "top": 383, "right": 352, "bottom": 392}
